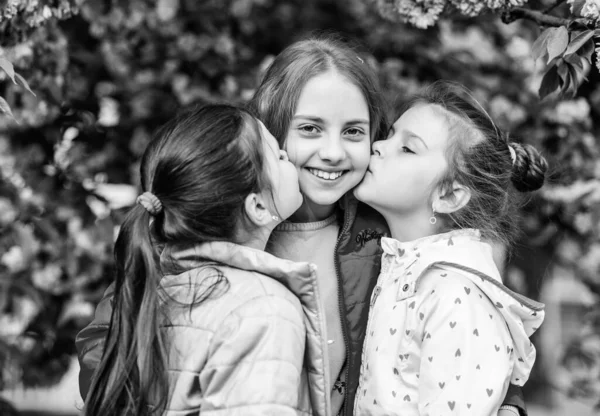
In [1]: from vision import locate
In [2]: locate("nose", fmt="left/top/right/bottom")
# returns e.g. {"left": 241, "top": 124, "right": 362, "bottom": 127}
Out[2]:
{"left": 372, "top": 140, "right": 383, "bottom": 156}
{"left": 318, "top": 136, "right": 345, "bottom": 164}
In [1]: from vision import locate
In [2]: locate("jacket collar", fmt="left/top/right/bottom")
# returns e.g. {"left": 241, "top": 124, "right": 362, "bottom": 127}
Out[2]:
{"left": 160, "top": 241, "right": 315, "bottom": 288}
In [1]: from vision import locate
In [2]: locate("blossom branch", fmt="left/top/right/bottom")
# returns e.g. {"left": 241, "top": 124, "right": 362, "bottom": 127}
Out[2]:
{"left": 543, "top": 0, "right": 567, "bottom": 13}
{"left": 501, "top": 7, "right": 573, "bottom": 26}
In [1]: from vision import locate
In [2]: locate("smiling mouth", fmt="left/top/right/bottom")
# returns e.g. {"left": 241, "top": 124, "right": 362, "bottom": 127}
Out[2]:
{"left": 307, "top": 168, "right": 347, "bottom": 181}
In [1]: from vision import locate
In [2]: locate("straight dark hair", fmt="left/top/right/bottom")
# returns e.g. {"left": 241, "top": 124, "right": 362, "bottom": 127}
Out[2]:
{"left": 84, "top": 104, "right": 271, "bottom": 416}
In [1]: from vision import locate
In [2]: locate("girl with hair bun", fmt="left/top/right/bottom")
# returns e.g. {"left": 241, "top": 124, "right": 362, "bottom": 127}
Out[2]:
{"left": 353, "top": 81, "right": 548, "bottom": 416}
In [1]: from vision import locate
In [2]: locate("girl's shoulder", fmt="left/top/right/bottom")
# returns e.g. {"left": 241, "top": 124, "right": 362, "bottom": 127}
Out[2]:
{"left": 164, "top": 263, "right": 301, "bottom": 309}
{"left": 162, "top": 264, "right": 304, "bottom": 332}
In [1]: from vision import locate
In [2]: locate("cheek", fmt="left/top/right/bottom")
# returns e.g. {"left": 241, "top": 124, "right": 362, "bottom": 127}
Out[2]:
{"left": 348, "top": 141, "right": 371, "bottom": 172}
{"left": 284, "top": 134, "right": 305, "bottom": 169}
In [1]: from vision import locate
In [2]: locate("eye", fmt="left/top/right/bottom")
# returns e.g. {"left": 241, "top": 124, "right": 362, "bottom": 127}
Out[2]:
{"left": 345, "top": 127, "right": 363, "bottom": 136}
{"left": 344, "top": 127, "right": 367, "bottom": 140}
{"left": 298, "top": 125, "right": 320, "bottom": 135}
{"left": 402, "top": 146, "right": 415, "bottom": 154}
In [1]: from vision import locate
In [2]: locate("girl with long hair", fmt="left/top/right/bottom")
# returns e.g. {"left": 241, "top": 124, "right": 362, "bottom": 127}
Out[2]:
{"left": 82, "top": 104, "right": 329, "bottom": 415}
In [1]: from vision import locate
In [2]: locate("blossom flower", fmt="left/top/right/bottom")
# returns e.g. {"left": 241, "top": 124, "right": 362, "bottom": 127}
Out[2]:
{"left": 489, "top": 95, "right": 527, "bottom": 127}
{"left": 582, "top": 0, "right": 600, "bottom": 20}
{"left": 543, "top": 98, "right": 591, "bottom": 124}
{"left": 596, "top": 40, "right": 600, "bottom": 72}
{"left": 1, "top": 246, "right": 25, "bottom": 273}
{"left": 451, "top": 0, "right": 486, "bottom": 16}
{"left": 374, "top": 0, "right": 445, "bottom": 28}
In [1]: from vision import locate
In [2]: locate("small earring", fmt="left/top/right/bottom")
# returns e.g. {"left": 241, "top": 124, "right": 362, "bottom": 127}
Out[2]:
{"left": 272, "top": 214, "right": 280, "bottom": 222}
{"left": 429, "top": 204, "right": 437, "bottom": 225}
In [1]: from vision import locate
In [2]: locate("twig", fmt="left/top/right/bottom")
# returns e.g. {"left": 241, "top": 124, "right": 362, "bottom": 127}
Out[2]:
{"left": 544, "top": 0, "right": 567, "bottom": 14}
{"left": 501, "top": 7, "right": 576, "bottom": 26}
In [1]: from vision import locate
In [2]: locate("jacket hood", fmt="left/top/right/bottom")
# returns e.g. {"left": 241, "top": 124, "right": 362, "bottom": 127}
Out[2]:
{"left": 161, "top": 241, "right": 315, "bottom": 290}
{"left": 381, "top": 229, "right": 545, "bottom": 386}
{"left": 161, "top": 241, "right": 332, "bottom": 416}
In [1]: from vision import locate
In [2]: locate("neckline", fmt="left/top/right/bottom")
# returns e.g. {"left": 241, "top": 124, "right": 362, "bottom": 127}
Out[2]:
{"left": 381, "top": 229, "right": 481, "bottom": 254}
{"left": 275, "top": 211, "right": 338, "bottom": 232}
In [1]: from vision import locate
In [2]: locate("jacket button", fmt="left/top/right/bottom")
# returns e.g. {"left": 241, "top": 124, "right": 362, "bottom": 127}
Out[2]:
{"left": 402, "top": 284, "right": 409, "bottom": 292}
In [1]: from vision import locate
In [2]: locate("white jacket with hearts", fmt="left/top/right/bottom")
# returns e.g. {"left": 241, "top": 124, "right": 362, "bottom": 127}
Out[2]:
{"left": 354, "top": 229, "right": 545, "bottom": 416}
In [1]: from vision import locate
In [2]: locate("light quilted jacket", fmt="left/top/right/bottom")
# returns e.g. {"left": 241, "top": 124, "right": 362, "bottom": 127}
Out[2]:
{"left": 76, "top": 242, "right": 332, "bottom": 416}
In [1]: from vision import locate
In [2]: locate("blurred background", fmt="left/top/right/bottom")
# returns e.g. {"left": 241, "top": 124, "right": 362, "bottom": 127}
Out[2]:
{"left": 0, "top": 0, "right": 599, "bottom": 415}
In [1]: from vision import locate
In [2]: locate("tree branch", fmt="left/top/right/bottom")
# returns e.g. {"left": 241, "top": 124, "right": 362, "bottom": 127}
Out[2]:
{"left": 501, "top": 7, "right": 572, "bottom": 26}
{"left": 544, "top": 0, "right": 567, "bottom": 14}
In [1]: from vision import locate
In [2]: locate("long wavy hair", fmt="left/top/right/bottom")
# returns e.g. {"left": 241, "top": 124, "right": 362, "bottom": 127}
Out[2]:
{"left": 84, "top": 104, "right": 271, "bottom": 416}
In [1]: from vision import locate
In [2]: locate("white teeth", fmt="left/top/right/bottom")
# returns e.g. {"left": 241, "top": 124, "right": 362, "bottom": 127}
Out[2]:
{"left": 308, "top": 168, "right": 344, "bottom": 180}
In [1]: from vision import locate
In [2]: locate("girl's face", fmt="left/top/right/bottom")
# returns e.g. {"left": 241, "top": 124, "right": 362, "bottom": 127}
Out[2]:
{"left": 284, "top": 71, "right": 371, "bottom": 221}
{"left": 260, "top": 121, "right": 303, "bottom": 221}
{"left": 355, "top": 104, "right": 449, "bottom": 219}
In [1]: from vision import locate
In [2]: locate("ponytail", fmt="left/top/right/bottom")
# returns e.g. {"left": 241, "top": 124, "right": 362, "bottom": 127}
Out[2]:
{"left": 84, "top": 104, "right": 273, "bottom": 414}
{"left": 85, "top": 205, "right": 168, "bottom": 416}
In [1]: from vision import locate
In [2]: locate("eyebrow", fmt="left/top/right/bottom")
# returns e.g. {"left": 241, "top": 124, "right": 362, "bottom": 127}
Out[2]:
{"left": 293, "top": 115, "right": 324, "bottom": 123}
{"left": 405, "top": 130, "right": 429, "bottom": 149}
{"left": 293, "top": 115, "right": 370, "bottom": 127}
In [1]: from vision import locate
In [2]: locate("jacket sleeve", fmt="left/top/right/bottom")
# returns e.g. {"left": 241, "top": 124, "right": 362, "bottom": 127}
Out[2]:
{"left": 501, "top": 384, "right": 527, "bottom": 415}
{"left": 75, "top": 282, "right": 115, "bottom": 401}
{"left": 417, "top": 272, "right": 514, "bottom": 416}
{"left": 197, "top": 295, "right": 309, "bottom": 416}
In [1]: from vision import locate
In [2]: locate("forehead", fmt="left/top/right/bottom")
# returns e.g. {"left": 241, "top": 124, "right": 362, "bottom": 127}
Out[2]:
{"left": 394, "top": 104, "right": 449, "bottom": 149}
{"left": 295, "top": 71, "right": 369, "bottom": 119}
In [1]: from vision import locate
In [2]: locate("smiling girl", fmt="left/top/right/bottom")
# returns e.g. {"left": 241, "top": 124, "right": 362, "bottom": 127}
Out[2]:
{"left": 353, "top": 81, "right": 546, "bottom": 415}
{"left": 249, "top": 35, "right": 388, "bottom": 416}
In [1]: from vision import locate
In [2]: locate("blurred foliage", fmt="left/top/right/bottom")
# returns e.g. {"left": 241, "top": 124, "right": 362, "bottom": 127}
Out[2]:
{"left": 0, "top": 0, "right": 598, "bottom": 410}
{"left": 373, "top": 0, "right": 600, "bottom": 99}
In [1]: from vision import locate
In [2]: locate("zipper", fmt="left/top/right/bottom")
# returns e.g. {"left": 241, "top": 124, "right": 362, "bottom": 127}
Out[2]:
{"left": 334, "top": 204, "right": 352, "bottom": 416}
{"left": 370, "top": 285, "right": 382, "bottom": 307}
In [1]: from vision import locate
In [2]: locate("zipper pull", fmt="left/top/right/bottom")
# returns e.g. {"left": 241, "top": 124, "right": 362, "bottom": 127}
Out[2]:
{"left": 371, "top": 286, "right": 382, "bottom": 307}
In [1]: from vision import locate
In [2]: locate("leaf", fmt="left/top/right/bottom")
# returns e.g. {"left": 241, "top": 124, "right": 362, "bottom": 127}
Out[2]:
{"left": 568, "top": 61, "right": 588, "bottom": 92}
{"left": 14, "top": 73, "right": 36, "bottom": 96}
{"left": 565, "top": 30, "right": 595, "bottom": 55}
{"left": 564, "top": 53, "right": 584, "bottom": 70}
{"left": 563, "top": 66, "right": 579, "bottom": 98}
{"left": 0, "top": 56, "right": 16, "bottom": 83}
{"left": 539, "top": 66, "right": 560, "bottom": 99}
{"left": 577, "top": 37, "right": 595, "bottom": 60}
{"left": 547, "top": 26, "right": 569, "bottom": 63}
{"left": 572, "top": 0, "right": 586, "bottom": 16}
{"left": 557, "top": 63, "right": 571, "bottom": 93}
{"left": 532, "top": 28, "right": 553, "bottom": 62}
{"left": 0, "top": 96, "right": 14, "bottom": 118}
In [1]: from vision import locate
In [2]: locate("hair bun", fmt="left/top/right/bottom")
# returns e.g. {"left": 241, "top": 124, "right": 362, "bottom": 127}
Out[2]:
{"left": 510, "top": 142, "right": 548, "bottom": 192}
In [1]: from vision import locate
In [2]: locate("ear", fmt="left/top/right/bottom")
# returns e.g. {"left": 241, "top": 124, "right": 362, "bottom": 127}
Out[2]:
{"left": 433, "top": 181, "right": 471, "bottom": 215}
{"left": 243, "top": 192, "right": 272, "bottom": 227}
